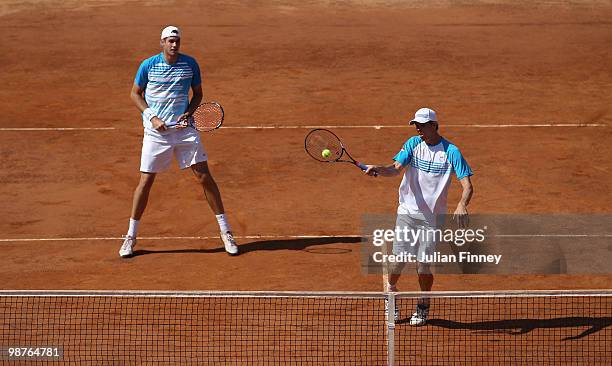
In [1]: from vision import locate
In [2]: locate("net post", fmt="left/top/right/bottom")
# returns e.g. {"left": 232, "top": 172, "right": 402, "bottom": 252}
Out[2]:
{"left": 386, "top": 292, "right": 396, "bottom": 366}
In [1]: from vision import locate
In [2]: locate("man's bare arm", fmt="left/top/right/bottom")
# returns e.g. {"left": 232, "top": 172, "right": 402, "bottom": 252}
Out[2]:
{"left": 130, "top": 84, "right": 149, "bottom": 112}
{"left": 187, "top": 84, "right": 203, "bottom": 115}
{"left": 130, "top": 84, "right": 166, "bottom": 131}
{"left": 456, "top": 176, "right": 473, "bottom": 209}
{"left": 453, "top": 176, "right": 473, "bottom": 226}
{"left": 365, "top": 161, "right": 404, "bottom": 177}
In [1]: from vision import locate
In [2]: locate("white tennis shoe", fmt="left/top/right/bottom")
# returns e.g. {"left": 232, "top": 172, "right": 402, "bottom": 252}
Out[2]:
{"left": 119, "top": 235, "right": 136, "bottom": 258}
{"left": 409, "top": 304, "right": 429, "bottom": 326}
{"left": 221, "top": 231, "right": 239, "bottom": 256}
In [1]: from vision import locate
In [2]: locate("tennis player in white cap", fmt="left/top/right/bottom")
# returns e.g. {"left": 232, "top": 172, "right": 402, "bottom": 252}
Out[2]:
{"left": 119, "top": 26, "right": 239, "bottom": 258}
{"left": 366, "top": 107, "right": 474, "bottom": 325}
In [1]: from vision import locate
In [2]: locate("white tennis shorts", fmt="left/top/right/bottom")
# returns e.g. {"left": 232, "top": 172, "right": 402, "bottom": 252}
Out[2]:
{"left": 393, "top": 214, "right": 439, "bottom": 263}
{"left": 140, "top": 128, "right": 208, "bottom": 173}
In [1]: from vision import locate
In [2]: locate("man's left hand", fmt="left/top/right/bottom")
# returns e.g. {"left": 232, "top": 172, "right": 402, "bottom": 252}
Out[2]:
{"left": 453, "top": 204, "right": 469, "bottom": 228}
{"left": 177, "top": 112, "right": 191, "bottom": 128}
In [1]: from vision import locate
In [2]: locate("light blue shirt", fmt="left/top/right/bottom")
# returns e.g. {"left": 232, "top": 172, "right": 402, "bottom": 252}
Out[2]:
{"left": 134, "top": 53, "right": 201, "bottom": 130}
{"left": 393, "top": 136, "right": 473, "bottom": 221}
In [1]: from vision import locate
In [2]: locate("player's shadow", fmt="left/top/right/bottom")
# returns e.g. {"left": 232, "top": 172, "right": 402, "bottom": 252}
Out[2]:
{"left": 422, "top": 317, "right": 612, "bottom": 340}
{"left": 131, "top": 236, "right": 362, "bottom": 257}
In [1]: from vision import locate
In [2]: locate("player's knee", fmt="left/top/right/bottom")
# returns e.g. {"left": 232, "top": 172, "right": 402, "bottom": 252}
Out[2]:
{"left": 390, "top": 261, "right": 406, "bottom": 275}
{"left": 417, "top": 262, "right": 432, "bottom": 275}
{"left": 136, "top": 174, "right": 155, "bottom": 191}
{"left": 195, "top": 171, "right": 215, "bottom": 186}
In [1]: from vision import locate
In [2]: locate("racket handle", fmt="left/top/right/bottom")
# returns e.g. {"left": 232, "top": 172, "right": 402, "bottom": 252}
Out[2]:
{"left": 356, "top": 162, "right": 378, "bottom": 176}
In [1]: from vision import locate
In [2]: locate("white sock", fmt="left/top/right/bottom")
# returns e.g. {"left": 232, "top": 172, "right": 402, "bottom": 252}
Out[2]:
{"left": 216, "top": 214, "right": 231, "bottom": 233}
{"left": 127, "top": 218, "right": 140, "bottom": 238}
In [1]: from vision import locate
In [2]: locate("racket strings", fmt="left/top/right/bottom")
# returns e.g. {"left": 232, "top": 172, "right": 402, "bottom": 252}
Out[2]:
{"left": 305, "top": 130, "right": 343, "bottom": 162}
{"left": 192, "top": 103, "right": 223, "bottom": 131}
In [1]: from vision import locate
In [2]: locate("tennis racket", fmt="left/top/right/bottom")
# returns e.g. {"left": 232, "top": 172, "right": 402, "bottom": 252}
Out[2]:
{"left": 176, "top": 101, "right": 224, "bottom": 132}
{"left": 304, "top": 129, "right": 376, "bottom": 175}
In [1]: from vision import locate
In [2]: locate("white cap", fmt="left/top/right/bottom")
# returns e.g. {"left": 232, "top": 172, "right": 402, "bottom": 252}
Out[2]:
{"left": 161, "top": 26, "right": 180, "bottom": 39}
{"left": 410, "top": 107, "right": 438, "bottom": 124}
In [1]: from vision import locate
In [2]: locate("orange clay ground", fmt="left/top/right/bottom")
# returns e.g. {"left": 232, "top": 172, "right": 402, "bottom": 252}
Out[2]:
{"left": 0, "top": 0, "right": 611, "bottom": 291}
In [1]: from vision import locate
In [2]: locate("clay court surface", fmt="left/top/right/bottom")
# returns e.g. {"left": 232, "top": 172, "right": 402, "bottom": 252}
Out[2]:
{"left": 1, "top": 0, "right": 611, "bottom": 292}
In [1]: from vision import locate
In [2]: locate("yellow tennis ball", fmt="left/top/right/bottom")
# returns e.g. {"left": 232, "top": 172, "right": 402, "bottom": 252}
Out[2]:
{"left": 322, "top": 149, "right": 331, "bottom": 158}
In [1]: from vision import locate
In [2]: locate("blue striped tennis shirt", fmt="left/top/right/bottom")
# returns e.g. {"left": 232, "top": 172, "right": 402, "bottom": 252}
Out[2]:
{"left": 134, "top": 53, "right": 202, "bottom": 131}
{"left": 393, "top": 136, "right": 473, "bottom": 223}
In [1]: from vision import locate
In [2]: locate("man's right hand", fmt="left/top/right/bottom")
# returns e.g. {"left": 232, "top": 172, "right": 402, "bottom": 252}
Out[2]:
{"left": 365, "top": 165, "right": 379, "bottom": 177}
{"left": 151, "top": 117, "right": 167, "bottom": 131}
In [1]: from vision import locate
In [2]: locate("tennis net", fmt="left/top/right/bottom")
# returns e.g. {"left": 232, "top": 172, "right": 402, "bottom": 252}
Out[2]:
{"left": 0, "top": 290, "right": 610, "bottom": 365}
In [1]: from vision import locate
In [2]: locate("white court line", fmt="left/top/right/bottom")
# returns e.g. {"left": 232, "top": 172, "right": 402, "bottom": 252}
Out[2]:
{"left": 0, "top": 234, "right": 363, "bottom": 242}
{"left": 0, "top": 127, "right": 116, "bottom": 131}
{"left": 0, "top": 123, "right": 606, "bottom": 131}
{"left": 222, "top": 123, "right": 606, "bottom": 129}
{"left": 494, "top": 234, "right": 612, "bottom": 238}
{"left": 1, "top": 233, "right": 610, "bottom": 243}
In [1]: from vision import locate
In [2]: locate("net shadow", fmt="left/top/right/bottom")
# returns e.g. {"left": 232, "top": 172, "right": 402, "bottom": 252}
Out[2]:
{"left": 426, "top": 316, "right": 612, "bottom": 340}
